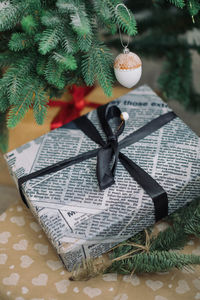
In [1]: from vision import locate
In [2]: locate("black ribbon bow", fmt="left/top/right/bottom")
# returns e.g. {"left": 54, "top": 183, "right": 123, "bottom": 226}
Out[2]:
{"left": 18, "top": 103, "right": 177, "bottom": 222}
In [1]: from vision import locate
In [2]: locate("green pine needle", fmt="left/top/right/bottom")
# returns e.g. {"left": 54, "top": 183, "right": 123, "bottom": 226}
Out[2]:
{"left": 57, "top": 0, "right": 92, "bottom": 36}
{"left": 9, "top": 33, "right": 33, "bottom": 52}
{"left": 33, "top": 87, "right": 49, "bottom": 125}
{"left": 82, "top": 42, "right": 114, "bottom": 96}
{"left": 187, "top": 0, "right": 200, "bottom": 17}
{"left": 0, "top": 51, "right": 18, "bottom": 68}
{"left": 0, "top": 93, "right": 10, "bottom": 113}
{"left": 39, "top": 28, "right": 61, "bottom": 55}
{"left": 0, "top": 2, "right": 23, "bottom": 31}
{"left": 21, "top": 15, "right": 39, "bottom": 35}
{"left": 158, "top": 49, "right": 192, "bottom": 107}
{"left": 167, "top": 0, "right": 185, "bottom": 8}
{"left": 2, "top": 55, "right": 36, "bottom": 105}
{"left": 184, "top": 205, "right": 200, "bottom": 238}
{"left": 102, "top": 0, "right": 137, "bottom": 36}
{"left": 0, "top": 112, "right": 8, "bottom": 153}
{"left": 4, "top": 69, "right": 24, "bottom": 105}
{"left": 44, "top": 57, "right": 66, "bottom": 89}
{"left": 77, "top": 34, "right": 92, "bottom": 52}
{"left": 108, "top": 251, "right": 200, "bottom": 274}
{"left": 52, "top": 51, "right": 77, "bottom": 71}
{"left": 150, "top": 225, "right": 189, "bottom": 251}
{"left": 7, "top": 82, "right": 35, "bottom": 128}
{"left": 60, "top": 34, "right": 78, "bottom": 54}
{"left": 36, "top": 56, "right": 48, "bottom": 76}
{"left": 41, "top": 10, "right": 62, "bottom": 27}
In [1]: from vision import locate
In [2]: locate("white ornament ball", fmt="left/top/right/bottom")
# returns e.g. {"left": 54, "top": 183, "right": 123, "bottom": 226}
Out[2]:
{"left": 121, "top": 112, "right": 129, "bottom": 121}
{"left": 114, "top": 50, "right": 142, "bottom": 88}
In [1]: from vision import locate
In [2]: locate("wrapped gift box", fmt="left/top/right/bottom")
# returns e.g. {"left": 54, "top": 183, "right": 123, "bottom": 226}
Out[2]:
{"left": 4, "top": 85, "right": 200, "bottom": 271}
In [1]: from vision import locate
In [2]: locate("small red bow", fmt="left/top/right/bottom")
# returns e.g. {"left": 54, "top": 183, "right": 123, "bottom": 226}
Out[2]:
{"left": 48, "top": 85, "right": 100, "bottom": 130}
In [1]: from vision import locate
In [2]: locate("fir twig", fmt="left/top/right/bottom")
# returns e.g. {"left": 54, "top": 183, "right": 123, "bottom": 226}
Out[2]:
{"left": 70, "top": 199, "right": 200, "bottom": 280}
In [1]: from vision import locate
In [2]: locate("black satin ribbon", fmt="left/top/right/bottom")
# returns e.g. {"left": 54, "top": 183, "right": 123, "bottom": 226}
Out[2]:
{"left": 18, "top": 104, "right": 177, "bottom": 222}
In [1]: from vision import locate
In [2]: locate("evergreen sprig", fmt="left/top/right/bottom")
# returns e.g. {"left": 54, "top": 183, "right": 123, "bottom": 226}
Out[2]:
{"left": 0, "top": 112, "right": 8, "bottom": 153}
{"left": 105, "top": 198, "right": 200, "bottom": 275}
{"left": 0, "top": 1, "right": 24, "bottom": 31}
{"left": 70, "top": 199, "right": 200, "bottom": 281}
{"left": 158, "top": 49, "right": 193, "bottom": 107}
{"left": 7, "top": 77, "right": 36, "bottom": 128}
{"left": 82, "top": 42, "right": 114, "bottom": 96}
{"left": 9, "top": 33, "right": 33, "bottom": 51}
{"left": 109, "top": 251, "right": 200, "bottom": 274}
{"left": 33, "top": 85, "right": 49, "bottom": 125}
{"left": 167, "top": 0, "right": 185, "bottom": 9}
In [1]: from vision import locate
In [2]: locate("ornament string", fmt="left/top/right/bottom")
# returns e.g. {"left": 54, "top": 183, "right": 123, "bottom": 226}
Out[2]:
{"left": 115, "top": 3, "right": 131, "bottom": 53}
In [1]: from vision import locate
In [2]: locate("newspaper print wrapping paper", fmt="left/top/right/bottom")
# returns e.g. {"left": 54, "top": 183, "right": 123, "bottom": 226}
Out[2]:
{"left": 4, "top": 85, "right": 200, "bottom": 271}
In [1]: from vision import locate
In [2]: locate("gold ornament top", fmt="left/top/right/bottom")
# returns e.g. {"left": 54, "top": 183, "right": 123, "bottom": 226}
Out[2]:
{"left": 114, "top": 52, "right": 142, "bottom": 70}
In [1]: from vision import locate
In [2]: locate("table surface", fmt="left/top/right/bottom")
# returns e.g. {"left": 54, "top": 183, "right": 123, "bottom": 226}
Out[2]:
{"left": 0, "top": 200, "right": 200, "bottom": 300}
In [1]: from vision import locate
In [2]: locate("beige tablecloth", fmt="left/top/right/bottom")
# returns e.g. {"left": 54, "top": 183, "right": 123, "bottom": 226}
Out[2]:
{"left": 0, "top": 201, "right": 200, "bottom": 300}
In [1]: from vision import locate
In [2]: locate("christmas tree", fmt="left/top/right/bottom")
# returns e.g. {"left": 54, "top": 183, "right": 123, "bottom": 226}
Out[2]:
{"left": 0, "top": 0, "right": 199, "bottom": 136}
{"left": 0, "top": 0, "right": 136, "bottom": 130}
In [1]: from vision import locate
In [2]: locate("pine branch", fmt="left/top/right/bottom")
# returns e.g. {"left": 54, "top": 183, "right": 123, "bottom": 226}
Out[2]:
{"left": 108, "top": 251, "right": 200, "bottom": 274}
{"left": 52, "top": 51, "right": 77, "bottom": 70}
{"left": 0, "top": 112, "right": 8, "bottom": 153}
{"left": 158, "top": 49, "right": 193, "bottom": 106}
{"left": 102, "top": 0, "right": 137, "bottom": 36}
{"left": 0, "top": 1, "right": 24, "bottom": 31}
{"left": 93, "top": 0, "right": 117, "bottom": 34}
{"left": 38, "top": 27, "right": 62, "bottom": 55}
{"left": 40, "top": 10, "right": 62, "bottom": 27}
{"left": 0, "top": 92, "right": 9, "bottom": 113}
{"left": 77, "top": 33, "right": 92, "bottom": 52}
{"left": 21, "top": 15, "right": 39, "bottom": 35}
{"left": 36, "top": 55, "right": 48, "bottom": 76}
{"left": 82, "top": 53, "right": 97, "bottom": 86}
{"left": 167, "top": 0, "right": 185, "bottom": 8}
{"left": 9, "top": 33, "right": 33, "bottom": 52}
{"left": 60, "top": 28, "right": 78, "bottom": 54}
{"left": 150, "top": 225, "right": 189, "bottom": 251}
{"left": 33, "top": 85, "right": 49, "bottom": 125}
{"left": 57, "top": 0, "right": 92, "bottom": 36}
{"left": 25, "top": 0, "right": 42, "bottom": 12}
{"left": 184, "top": 204, "right": 200, "bottom": 238}
{"left": 82, "top": 41, "right": 114, "bottom": 96}
{"left": 7, "top": 79, "right": 36, "bottom": 128}
{"left": 94, "top": 43, "right": 114, "bottom": 96}
{"left": 2, "top": 54, "right": 36, "bottom": 105}
{"left": 0, "top": 51, "right": 19, "bottom": 68}
{"left": 44, "top": 57, "right": 66, "bottom": 89}
{"left": 187, "top": 0, "right": 200, "bottom": 17}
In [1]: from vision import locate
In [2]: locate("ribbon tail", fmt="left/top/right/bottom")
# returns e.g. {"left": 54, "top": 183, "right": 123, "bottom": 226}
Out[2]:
{"left": 119, "top": 152, "right": 168, "bottom": 222}
{"left": 97, "top": 148, "right": 115, "bottom": 190}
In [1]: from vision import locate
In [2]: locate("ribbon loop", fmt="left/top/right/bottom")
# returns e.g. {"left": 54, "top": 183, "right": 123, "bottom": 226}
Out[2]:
{"left": 96, "top": 104, "right": 124, "bottom": 190}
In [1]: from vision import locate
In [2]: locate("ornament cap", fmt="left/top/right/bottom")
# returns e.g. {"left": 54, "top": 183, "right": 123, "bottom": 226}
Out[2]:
{"left": 123, "top": 47, "right": 130, "bottom": 54}
{"left": 120, "top": 112, "right": 129, "bottom": 121}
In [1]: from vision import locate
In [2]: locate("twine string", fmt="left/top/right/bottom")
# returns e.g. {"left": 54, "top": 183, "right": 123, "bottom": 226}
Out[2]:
{"left": 115, "top": 3, "right": 131, "bottom": 50}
